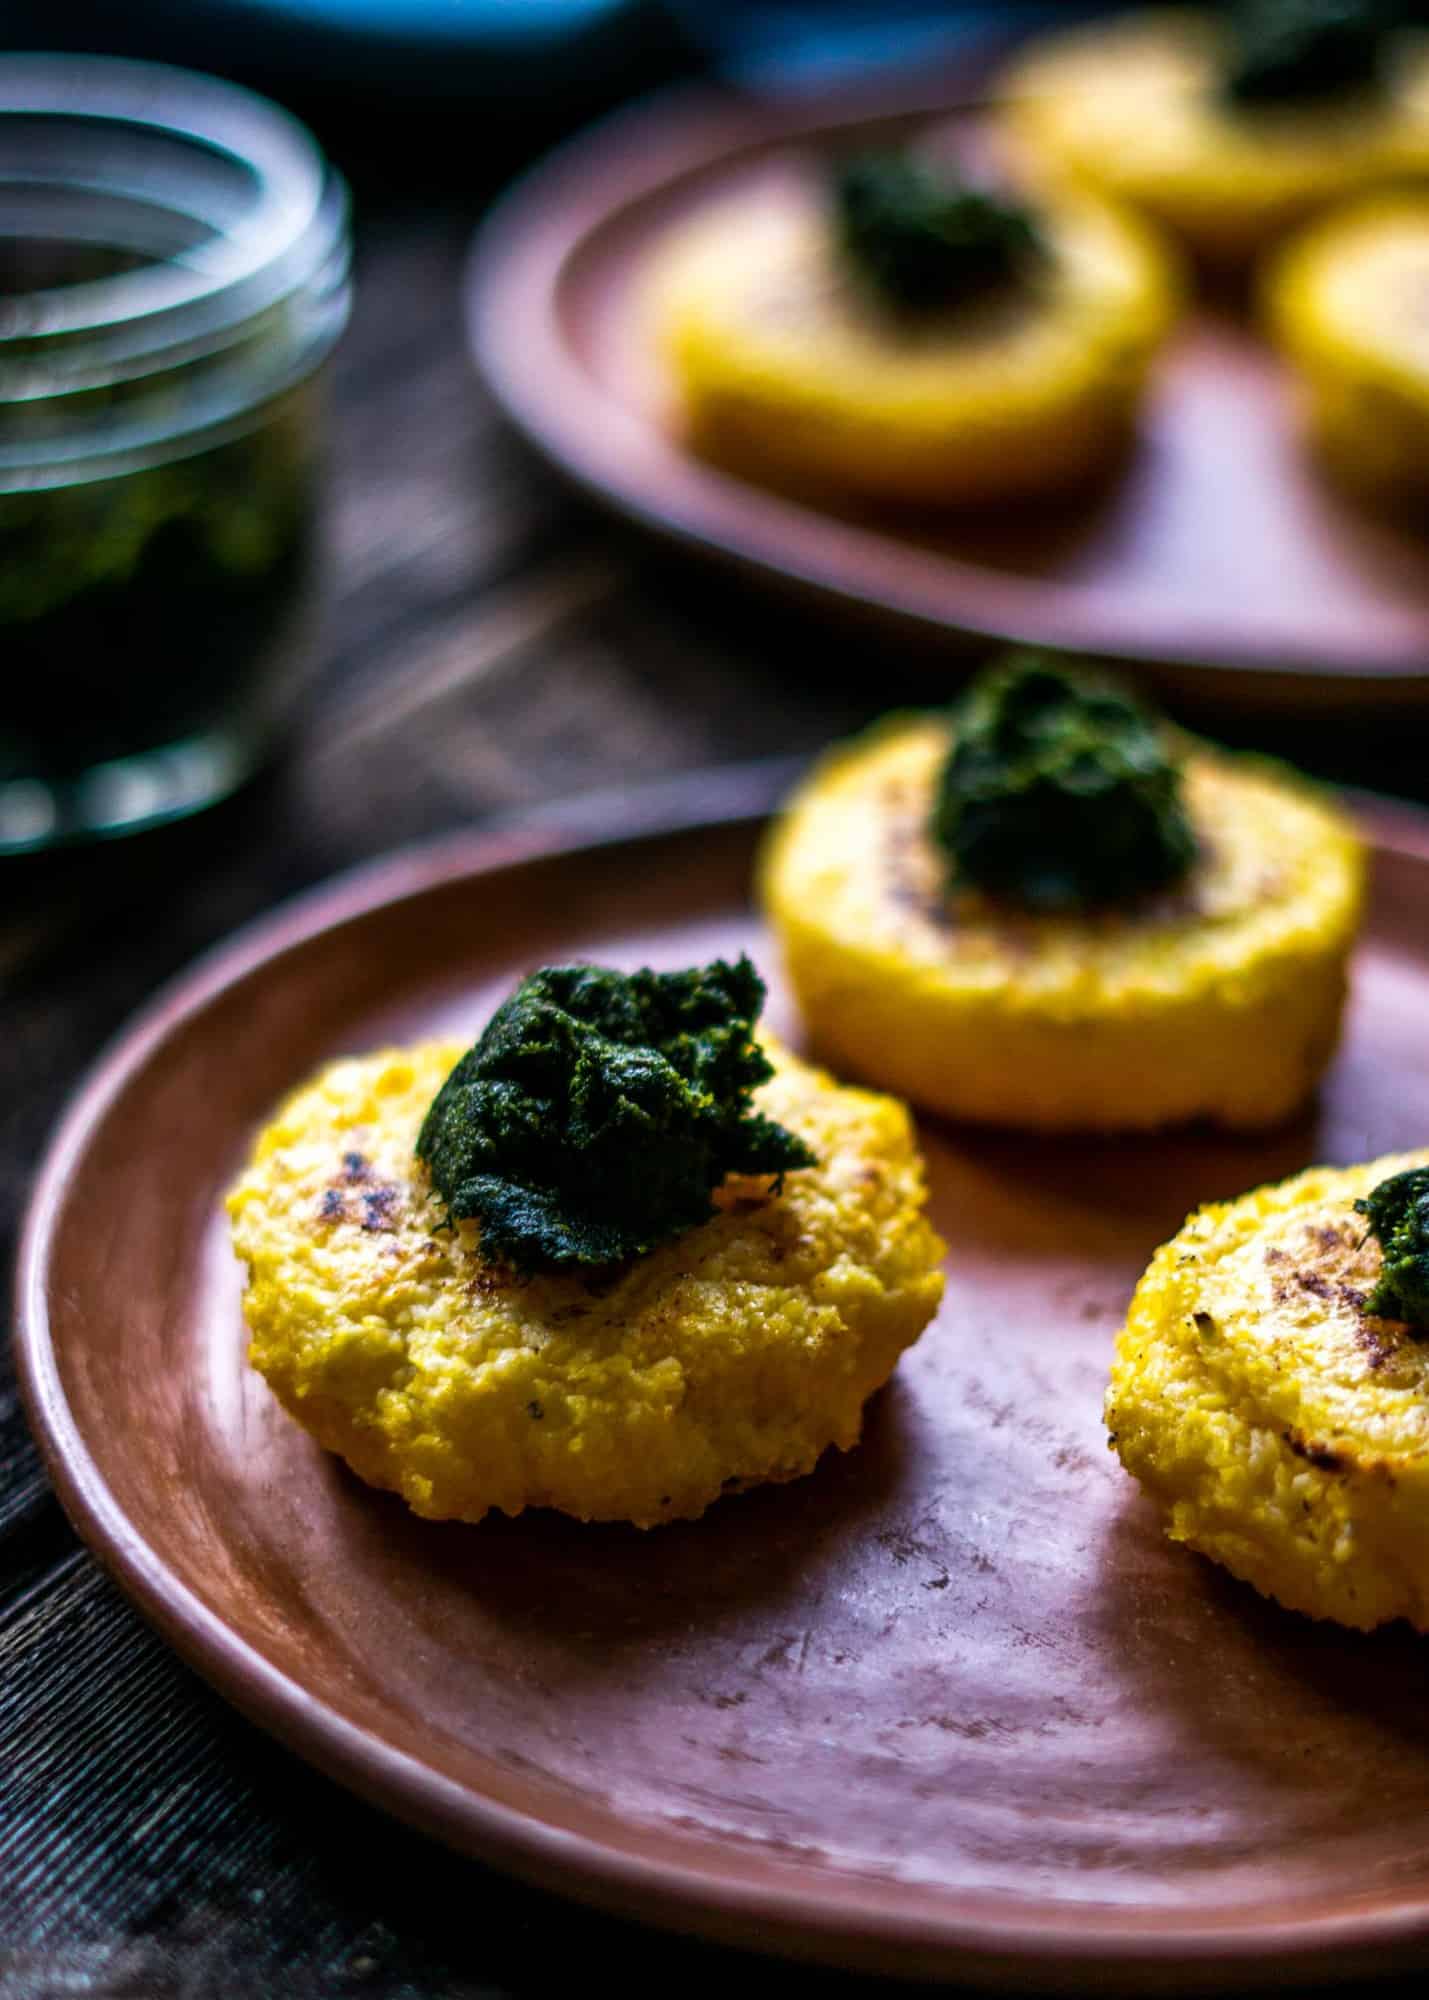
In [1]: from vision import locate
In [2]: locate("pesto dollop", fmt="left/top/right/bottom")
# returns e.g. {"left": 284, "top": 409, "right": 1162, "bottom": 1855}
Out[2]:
{"left": 1223, "top": 0, "right": 1384, "bottom": 105}
{"left": 833, "top": 151, "right": 1047, "bottom": 314}
{"left": 931, "top": 653, "right": 1196, "bottom": 911}
{"left": 415, "top": 956, "right": 815, "bottom": 1276}
{"left": 1354, "top": 1167, "right": 1429, "bottom": 1326}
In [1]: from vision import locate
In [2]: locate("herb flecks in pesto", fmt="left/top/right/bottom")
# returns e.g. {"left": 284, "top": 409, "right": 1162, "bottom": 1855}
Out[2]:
{"left": 415, "top": 957, "right": 815, "bottom": 1276}
{"left": 1224, "top": 0, "right": 1384, "bottom": 105}
{"left": 833, "top": 151, "right": 1047, "bottom": 315}
{"left": 1354, "top": 1167, "right": 1429, "bottom": 1327}
{"left": 931, "top": 653, "right": 1196, "bottom": 912}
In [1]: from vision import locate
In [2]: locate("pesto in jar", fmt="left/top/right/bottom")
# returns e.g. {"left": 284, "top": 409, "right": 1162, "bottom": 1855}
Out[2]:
{"left": 0, "top": 56, "right": 349, "bottom": 847}
{"left": 0, "top": 390, "right": 316, "bottom": 786}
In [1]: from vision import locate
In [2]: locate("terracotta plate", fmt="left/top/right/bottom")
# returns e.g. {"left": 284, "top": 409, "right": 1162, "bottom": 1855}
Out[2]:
{"left": 465, "top": 76, "right": 1429, "bottom": 713}
{"left": 19, "top": 767, "right": 1429, "bottom": 1990}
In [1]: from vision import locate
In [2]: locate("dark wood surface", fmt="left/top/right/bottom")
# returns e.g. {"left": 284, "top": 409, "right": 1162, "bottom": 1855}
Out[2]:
{"left": 3, "top": 203, "right": 1429, "bottom": 1999}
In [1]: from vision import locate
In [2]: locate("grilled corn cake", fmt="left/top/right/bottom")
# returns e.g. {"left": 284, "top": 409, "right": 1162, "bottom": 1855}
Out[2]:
{"left": 227, "top": 1038, "right": 945, "bottom": 1527}
{"left": 1265, "top": 196, "right": 1429, "bottom": 501}
{"left": 1107, "top": 1149, "right": 1429, "bottom": 1631}
{"left": 1001, "top": 9, "right": 1429, "bottom": 267}
{"left": 759, "top": 715, "right": 1364, "bottom": 1131}
{"left": 648, "top": 178, "right": 1177, "bottom": 504}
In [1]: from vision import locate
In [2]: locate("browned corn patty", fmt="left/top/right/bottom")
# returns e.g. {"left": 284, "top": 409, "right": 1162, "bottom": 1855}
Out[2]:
{"left": 227, "top": 1038, "right": 946, "bottom": 1527}
{"left": 648, "top": 175, "right": 1177, "bottom": 502}
{"left": 1108, "top": 1151, "right": 1429, "bottom": 1631}
{"left": 759, "top": 715, "right": 1365, "bottom": 1131}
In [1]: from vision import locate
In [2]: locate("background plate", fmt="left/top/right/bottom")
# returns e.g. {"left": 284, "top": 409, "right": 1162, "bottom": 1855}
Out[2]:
{"left": 19, "top": 767, "right": 1429, "bottom": 1990}
{"left": 465, "top": 75, "right": 1429, "bottom": 713}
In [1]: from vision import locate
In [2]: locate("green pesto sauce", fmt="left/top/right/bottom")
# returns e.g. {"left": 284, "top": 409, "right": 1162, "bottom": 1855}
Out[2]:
{"left": 0, "top": 387, "right": 315, "bottom": 785}
{"left": 832, "top": 151, "right": 1047, "bottom": 315}
{"left": 1355, "top": 1167, "right": 1429, "bottom": 1326}
{"left": 931, "top": 652, "right": 1197, "bottom": 912}
{"left": 1223, "top": 0, "right": 1385, "bottom": 105}
{"left": 415, "top": 956, "right": 816, "bottom": 1276}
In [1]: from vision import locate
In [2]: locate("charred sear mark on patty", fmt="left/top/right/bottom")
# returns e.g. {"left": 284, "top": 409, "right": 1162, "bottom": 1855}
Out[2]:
{"left": 462, "top": 1256, "right": 620, "bottom": 1303}
{"left": 1268, "top": 1261, "right": 1373, "bottom": 1319}
{"left": 358, "top": 1184, "right": 401, "bottom": 1233}
{"left": 1352, "top": 1307, "right": 1400, "bottom": 1370}
{"left": 315, "top": 1164, "right": 404, "bottom": 1234}
{"left": 1284, "top": 1429, "right": 1347, "bottom": 1473}
{"left": 1265, "top": 1215, "right": 1406, "bottom": 1367}
{"left": 883, "top": 812, "right": 955, "bottom": 933}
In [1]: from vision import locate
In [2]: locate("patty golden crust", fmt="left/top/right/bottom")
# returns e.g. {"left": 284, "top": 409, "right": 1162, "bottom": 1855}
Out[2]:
{"left": 758, "top": 716, "right": 1365, "bottom": 1132}
{"left": 227, "top": 1039, "right": 945, "bottom": 1528}
{"left": 646, "top": 176, "right": 1177, "bottom": 504}
{"left": 1107, "top": 1150, "right": 1429, "bottom": 1631}
{"left": 1265, "top": 196, "right": 1429, "bottom": 503}
{"left": 1000, "top": 9, "right": 1429, "bottom": 267}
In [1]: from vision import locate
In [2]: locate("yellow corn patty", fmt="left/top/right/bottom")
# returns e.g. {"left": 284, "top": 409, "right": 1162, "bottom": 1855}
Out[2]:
{"left": 1107, "top": 1150, "right": 1429, "bottom": 1631}
{"left": 227, "top": 1038, "right": 945, "bottom": 1528}
{"left": 758, "top": 716, "right": 1364, "bottom": 1132}
{"left": 1265, "top": 196, "right": 1429, "bottom": 501}
{"left": 647, "top": 177, "right": 1178, "bottom": 503}
{"left": 1001, "top": 9, "right": 1429, "bottom": 267}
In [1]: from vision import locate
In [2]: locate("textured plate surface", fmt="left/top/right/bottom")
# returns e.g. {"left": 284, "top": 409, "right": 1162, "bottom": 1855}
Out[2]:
{"left": 466, "top": 77, "right": 1429, "bottom": 711}
{"left": 19, "top": 767, "right": 1429, "bottom": 1990}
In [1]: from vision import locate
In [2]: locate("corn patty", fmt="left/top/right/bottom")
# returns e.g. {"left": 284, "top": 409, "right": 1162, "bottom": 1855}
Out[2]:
{"left": 1265, "top": 196, "right": 1429, "bottom": 502}
{"left": 759, "top": 717, "right": 1364, "bottom": 1131}
{"left": 1108, "top": 1150, "right": 1429, "bottom": 1631}
{"left": 1001, "top": 10, "right": 1429, "bottom": 267}
{"left": 647, "top": 178, "right": 1177, "bottom": 503}
{"left": 227, "top": 1039, "right": 945, "bottom": 1527}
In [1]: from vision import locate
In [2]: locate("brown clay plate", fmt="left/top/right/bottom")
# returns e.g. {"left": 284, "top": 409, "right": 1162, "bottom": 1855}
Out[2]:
{"left": 19, "top": 765, "right": 1429, "bottom": 1990}
{"left": 465, "top": 75, "right": 1429, "bottom": 713}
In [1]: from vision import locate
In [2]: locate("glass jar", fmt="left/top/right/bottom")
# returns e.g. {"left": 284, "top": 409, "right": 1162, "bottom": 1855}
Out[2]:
{"left": 0, "top": 54, "right": 351, "bottom": 852}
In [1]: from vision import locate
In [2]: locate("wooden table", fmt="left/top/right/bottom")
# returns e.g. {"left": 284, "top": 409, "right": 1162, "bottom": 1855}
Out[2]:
{"left": 3, "top": 205, "right": 1426, "bottom": 1999}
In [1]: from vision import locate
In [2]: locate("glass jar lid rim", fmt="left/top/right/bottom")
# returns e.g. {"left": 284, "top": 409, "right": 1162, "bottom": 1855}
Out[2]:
{"left": 0, "top": 52, "right": 341, "bottom": 347}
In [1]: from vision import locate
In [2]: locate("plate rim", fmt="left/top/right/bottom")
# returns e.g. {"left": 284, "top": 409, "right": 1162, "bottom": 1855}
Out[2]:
{"left": 462, "top": 71, "right": 1429, "bottom": 694}
{"left": 18, "top": 764, "right": 1429, "bottom": 1990}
